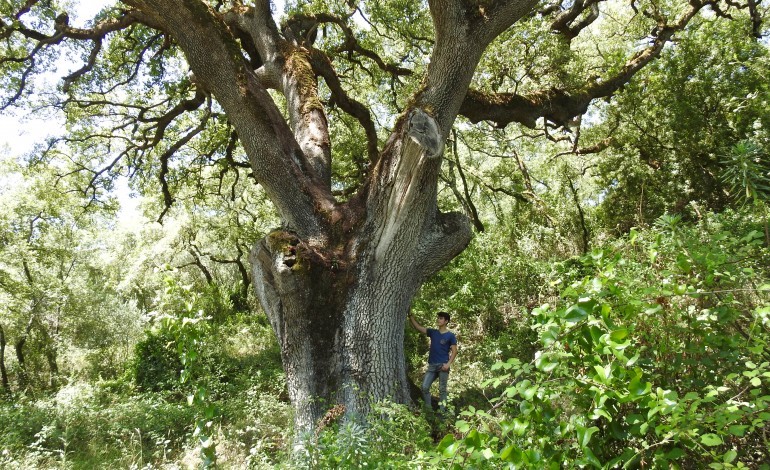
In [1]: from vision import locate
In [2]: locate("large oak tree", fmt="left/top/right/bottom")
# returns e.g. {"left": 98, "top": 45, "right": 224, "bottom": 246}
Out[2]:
{"left": 1, "top": 0, "right": 761, "bottom": 430}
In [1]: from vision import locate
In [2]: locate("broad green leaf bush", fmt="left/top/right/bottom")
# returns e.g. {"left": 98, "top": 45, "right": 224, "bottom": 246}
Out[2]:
{"left": 431, "top": 211, "right": 770, "bottom": 468}
{"left": 141, "top": 277, "right": 224, "bottom": 466}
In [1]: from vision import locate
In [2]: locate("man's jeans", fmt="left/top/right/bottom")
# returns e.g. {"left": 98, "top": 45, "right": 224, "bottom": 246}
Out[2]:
{"left": 422, "top": 363, "right": 449, "bottom": 411}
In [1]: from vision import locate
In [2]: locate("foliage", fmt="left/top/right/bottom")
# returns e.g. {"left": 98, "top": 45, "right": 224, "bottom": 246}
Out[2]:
{"left": 0, "top": 158, "right": 140, "bottom": 391}
{"left": 0, "top": 384, "right": 195, "bottom": 469}
{"left": 295, "top": 400, "right": 433, "bottom": 469}
{"left": 721, "top": 140, "right": 770, "bottom": 205}
{"left": 591, "top": 14, "right": 770, "bottom": 232}
{"left": 430, "top": 211, "right": 770, "bottom": 468}
{"left": 2, "top": 209, "right": 769, "bottom": 468}
{"left": 143, "top": 277, "right": 221, "bottom": 467}
{"left": 0, "top": 289, "right": 288, "bottom": 469}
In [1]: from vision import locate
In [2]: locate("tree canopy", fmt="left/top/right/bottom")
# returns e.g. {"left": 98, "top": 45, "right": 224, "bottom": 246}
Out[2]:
{"left": 1, "top": 0, "right": 769, "bottom": 467}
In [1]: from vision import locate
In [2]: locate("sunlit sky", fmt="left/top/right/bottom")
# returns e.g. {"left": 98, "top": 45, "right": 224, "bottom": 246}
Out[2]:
{"left": 0, "top": 1, "right": 286, "bottom": 225}
{"left": 1, "top": 0, "right": 290, "bottom": 158}
{"left": 1, "top": 0, "right": 118, "bottom": 164}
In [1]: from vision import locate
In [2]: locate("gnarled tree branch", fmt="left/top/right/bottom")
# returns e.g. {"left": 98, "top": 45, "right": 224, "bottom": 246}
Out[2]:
{"left": 460, "top": 0, "right": 715, "bottom": 129}
{"left": 224, "top": 1, "right": 332, "bottom": 185}
{"left": 126, "top": 0, "right": 333, "bottom": 238}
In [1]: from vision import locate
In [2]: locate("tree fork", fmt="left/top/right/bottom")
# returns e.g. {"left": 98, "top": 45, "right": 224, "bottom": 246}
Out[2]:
{"left": 249, "top": 109, "right": 471, "bottom": 431}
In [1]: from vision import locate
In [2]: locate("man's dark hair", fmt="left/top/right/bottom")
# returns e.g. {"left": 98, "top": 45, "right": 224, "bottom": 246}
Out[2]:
{"left": 437, "top": 311, "right": 451, "bottom": 323}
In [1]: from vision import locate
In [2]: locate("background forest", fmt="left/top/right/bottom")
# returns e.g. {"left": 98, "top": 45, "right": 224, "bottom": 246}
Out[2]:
{"left": 1, "top": 0, "right": 770, "bottom": 468}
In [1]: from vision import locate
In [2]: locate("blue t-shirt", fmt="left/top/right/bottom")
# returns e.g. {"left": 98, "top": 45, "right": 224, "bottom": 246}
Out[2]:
{"left": 426, "top": 328, "right": 457, "bottom": 364}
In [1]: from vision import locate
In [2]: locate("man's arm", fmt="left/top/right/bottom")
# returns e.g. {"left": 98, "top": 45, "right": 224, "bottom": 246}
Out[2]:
{"left": 408, "top": 313, "right": 427, "bottom": 335}
{"left": 442, "top": 344, "right": 458, "bottom": 371}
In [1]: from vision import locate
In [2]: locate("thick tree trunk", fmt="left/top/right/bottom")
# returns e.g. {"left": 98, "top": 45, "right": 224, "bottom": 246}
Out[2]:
{"left": 251, "top": 110, "right": 472, "bottom": 431}
{"left": 123, "top": 0, "right": 514, "bottom": 435}
{"left": 251, "top": 239, "right": 423, "bottom": 431}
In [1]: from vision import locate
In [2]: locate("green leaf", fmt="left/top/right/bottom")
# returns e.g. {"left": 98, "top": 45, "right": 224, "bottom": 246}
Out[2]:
{"left": 629, "top": 228, "right": 639, "bottom": 244}
{"left": 666, "top": 447, "right": 685, "bottom": 459}
{"left": 577, "top": 425, "right": 599, "bottom": 448}
{"left": 564, "top": 304, "right": 589, "bottom": 323}
{"left": 513, "top": 418, "right": 529, "bottom": 436}
{"left": 522, "top": 385, "right": 538, "bottom": 400}
{"left": 591, "top": 408, "right": 612, "bottom": 421}
{"left": 629, "top": 377, "right": 651, "bottom": 396}
{"left": 723, "top": 449, "right": 737, "bottom": 463}
{"left": 593, "top": 365, "right": 609, "bottom": 383}
{"left": 520, "top": 400, "right": 535, "bottom": 415}
{"left": 582, "top": 446, "right": 602, "bottom": 468}
{"left": 701, "top": 434, "right": 723, "bottom": 446}
{"left": 535, "top": 354, "right": 558, "bottom": 372}
{"left": 645, "top": 304, "right": 663, "bottom": 315}
{"left": 588, "top": 325, "right": 603, "bottom": 345}
{"left": 438, "top": 434, "right": 457, "bottom": 456}
{"left": 465, "top": 429, "right": 482, "bottom": 449}
{"left": 610, "top": 328, "right": 629, "bottom": 342}
{"left": 626, "top": 353, "right": 640, "bottom": 367}
{"left": 500, "top": 444, "right": 522, "bottom": 463}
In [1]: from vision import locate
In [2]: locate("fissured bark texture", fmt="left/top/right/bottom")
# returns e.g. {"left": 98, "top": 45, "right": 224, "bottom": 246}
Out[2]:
{"left": 251, "top": 112, "right": 471, "bottom": 431}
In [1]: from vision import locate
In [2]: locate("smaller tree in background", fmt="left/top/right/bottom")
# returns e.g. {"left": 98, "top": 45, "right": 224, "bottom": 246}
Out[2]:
{"left": 0, "top": 158, "right": 150, "bottom": 392}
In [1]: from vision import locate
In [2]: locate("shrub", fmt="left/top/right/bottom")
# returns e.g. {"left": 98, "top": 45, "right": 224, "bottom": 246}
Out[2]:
{"left": 133, "top": 331, "right": 182, "bottom": 393}
{"left": 430, "top": 211, "right": 770, "bottom": 468}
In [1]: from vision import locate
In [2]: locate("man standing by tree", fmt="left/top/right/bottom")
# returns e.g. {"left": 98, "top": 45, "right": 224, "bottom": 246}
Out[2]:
{"left": 409, "top": 311, "right": 458, "bottom": 413}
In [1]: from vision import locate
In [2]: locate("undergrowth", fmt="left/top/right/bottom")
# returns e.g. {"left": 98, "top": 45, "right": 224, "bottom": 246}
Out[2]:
{"left": 1, "top": 210, "right": 768, "bottom": 468}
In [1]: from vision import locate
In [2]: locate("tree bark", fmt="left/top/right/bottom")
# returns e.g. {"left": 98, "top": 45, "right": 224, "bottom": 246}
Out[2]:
{"left": 35, "top": 316, "right": 59, "bottom": 389}
{"left": 250, "top": 110, "right": 472, "bottom": 430}
{"left": 14, "top": 337, "right": 27, "bottom": 389}
{"left": 0, "top": 324, "right": 8, "bottom": 391}
{"left": 566, "top": 176, "right": 590, "bottom": 255}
